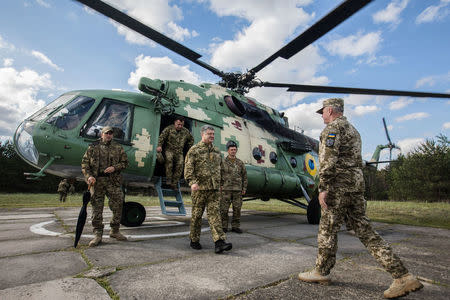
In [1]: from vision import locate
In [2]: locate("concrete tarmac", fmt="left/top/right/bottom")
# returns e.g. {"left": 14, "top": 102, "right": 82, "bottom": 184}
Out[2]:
{"left": 0, "top": 205, "right": 448, "bottom": 299}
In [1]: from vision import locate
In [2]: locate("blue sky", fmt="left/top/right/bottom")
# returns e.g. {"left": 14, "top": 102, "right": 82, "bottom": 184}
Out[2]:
{"left": 1, "top": 0, "right": 449, "bottom": 163}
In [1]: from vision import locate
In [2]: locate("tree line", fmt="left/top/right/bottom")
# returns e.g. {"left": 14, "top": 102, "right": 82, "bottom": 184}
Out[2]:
{"left": 1, "top": 135, "right": 449, "bottom": 201}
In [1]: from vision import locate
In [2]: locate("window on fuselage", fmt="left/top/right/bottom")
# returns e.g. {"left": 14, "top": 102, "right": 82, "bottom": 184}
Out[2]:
{"left": 81, "top": 99, "right": 133, "bottom": 142}
{"left": 46, "top": 95, "right": 95, "bottom": 130}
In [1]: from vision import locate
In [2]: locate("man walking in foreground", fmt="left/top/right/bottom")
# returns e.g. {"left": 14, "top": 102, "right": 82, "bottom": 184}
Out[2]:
{"left": 298, "top": 98, "right": 423, "bottom": 299}
{"left": 184, "top": 125, "right": 232, "bottom": 254}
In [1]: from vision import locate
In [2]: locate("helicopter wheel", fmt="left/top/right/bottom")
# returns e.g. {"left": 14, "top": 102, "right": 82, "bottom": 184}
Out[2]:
{"left": 307, "top": 196, "right": 321, "bottom": 225}
{"left": 121, "top": 202, "right": 146, "bottom": 227}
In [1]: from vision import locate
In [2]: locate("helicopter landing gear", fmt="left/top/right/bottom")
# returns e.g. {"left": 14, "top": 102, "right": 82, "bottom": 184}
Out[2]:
{"left": 121, "top": 202, "right": 146, "bottom": 227}
{"left": 307, "top": 195, "right": 321, "bottom": 225}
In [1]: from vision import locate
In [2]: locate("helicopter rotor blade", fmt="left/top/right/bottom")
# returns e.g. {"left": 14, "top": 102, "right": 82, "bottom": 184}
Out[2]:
{"left": 249, "top": 0, "right": 373, "bottom": 74}
{"left": 75, "top": 0, "right": 224, "bottom": 77}
{"left": 260, "top": 82, "right": 450, "bottom": 99}
{"left": 382, "top": 118, "right": 393, "bottom": 145}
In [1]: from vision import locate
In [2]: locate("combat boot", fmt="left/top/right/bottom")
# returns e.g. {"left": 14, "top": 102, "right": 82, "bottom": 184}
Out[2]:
{"left": 231, "top": 227, "right": 243, "bottom": 234}
{"left": 298, "top": 269, "right": 330, "bottom": 285}
{"left": 110, "top": 228, "right": 128, "bottom": 241}
{"left": 383, "top": 273, "right": 423, "bottom": 299}
{"left": 190, "top": 241, "right": 202, "bottom": 250}
{"left": 89, "top": 232, "right": 102, "bottom": 247}
{"left": 214, "top": 239, "right": 232, "bottom": 254}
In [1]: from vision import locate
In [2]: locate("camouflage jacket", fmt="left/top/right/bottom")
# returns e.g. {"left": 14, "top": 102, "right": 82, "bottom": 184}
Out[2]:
{"left": 184, "top": 141, "right": 222, "bottom": 190}
{"left": 158, "top": 125, "right": 194, "bottom": 154}
{"left": 57, "top": 180, "right": 70, "bottom": 193}
{"left": 319, "top": 116, "right": 364, "bottom": 193}
{"left": 221, "top": 156, "right": 248, "bottom": 192}
{"left": 81, "top": 140, "right": 129, "bottom": 186}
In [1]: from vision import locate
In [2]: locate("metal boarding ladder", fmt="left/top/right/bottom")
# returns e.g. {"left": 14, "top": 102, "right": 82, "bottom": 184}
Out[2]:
{"left": 155, "top": 177, "right": 186, "bottom": 216}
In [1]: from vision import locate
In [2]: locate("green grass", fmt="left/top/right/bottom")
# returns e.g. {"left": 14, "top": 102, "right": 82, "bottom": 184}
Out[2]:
{"left": 0, "top": 193, "right": 448, "bottom": 229}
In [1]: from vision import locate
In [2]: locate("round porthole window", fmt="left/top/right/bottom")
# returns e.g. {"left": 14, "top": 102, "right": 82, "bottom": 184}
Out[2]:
{"left": 252, "top": 147, "right": 262, "bottom": 160}
{"left": 290, "top": 157, "right": 297, "bottom": 168}
{"left": 269, "top": 152, "right": 277, "bottom": 164}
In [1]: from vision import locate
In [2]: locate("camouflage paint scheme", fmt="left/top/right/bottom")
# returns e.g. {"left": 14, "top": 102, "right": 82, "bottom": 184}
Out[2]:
{"left": 14, "top": 76, "right": 319, "bottom": 199}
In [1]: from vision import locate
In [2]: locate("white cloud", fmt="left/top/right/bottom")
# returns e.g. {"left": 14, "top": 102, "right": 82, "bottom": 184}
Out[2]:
{"left": 0, "top": 35, "right": 15, "bottom": 50}
{"left": 128, "top": 55, "right": 202, "bottom": 89}
{"left": 389, "top": 97, "right": 413, "bottom": 110}
{"left": 283, "top": 99, "right": 325, "bottom": 140}
{"left": 416, "top": 0, "right": 450, "bottom": 24}
{"left": 397, "top": 137, "right": 425, "bottom": 154}
{"left": 35, "top": 0, "right": 50, "bottom": 8}
{"left": 3, "top": 58, "right": 14, "bottom": 67}
{"left": 104, "top": 0, "right": 197, "bottom": 43}
{"left": 372, "top": 0, "right": 409, "bottom": 25}
{"left": 352, "top": 105, "right": 379, "bottom": 116}
{"left": 0, "top": 67, "right": 51, "bottom": 137}
{"left": 395, "top": 112, "right": 430, "bottom": 122}
{"left": 443, "top": 122, "right": 450, "bottom": 129}
{"left": 323, "top": 31, "right": 382, "bottom": 58}
{"left": 31, "top": 50, "right": 63, "bottom": 71}
{"left": 415, "top": 71, "right": 450, "bottom": 88}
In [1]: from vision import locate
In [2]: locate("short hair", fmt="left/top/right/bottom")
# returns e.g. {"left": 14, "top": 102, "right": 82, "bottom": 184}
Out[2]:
{"left": 174, "top": 116, "right": 185, "bottom": 122}
{"left": 200, "top": 125, "right": 215, "bottom": 134}
{"left": 331, "top": 106, "right": 344, "bottom": 114}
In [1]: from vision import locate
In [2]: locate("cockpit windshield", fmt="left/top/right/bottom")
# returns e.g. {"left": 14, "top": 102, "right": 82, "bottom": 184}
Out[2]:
{"left": 28, "top": 93, "right": 75, "bottom": 122}
{"left": 81, "top": 99, "right": 132, "bottom": 141}
{"left": 46, "top": 96, "right": 95, "bottom": 130}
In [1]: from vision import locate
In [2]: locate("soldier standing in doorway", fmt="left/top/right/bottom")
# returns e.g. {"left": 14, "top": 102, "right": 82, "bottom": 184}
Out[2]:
{"left": 220, "top": 140, "right": 247, "bottom": 233}
{"left": 81, "top": 126, "right": 129, "bottom": 247}
{"left": 298, "top": 98, "right": 423, "bottom": 299}
{"left": 184, "top": 125, "right": 232, "bottom": 254}
{"left": 157, "top": 116, "right": 194, "bottom": 189}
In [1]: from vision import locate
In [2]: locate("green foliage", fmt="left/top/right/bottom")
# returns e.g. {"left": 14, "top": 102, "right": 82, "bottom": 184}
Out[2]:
{"left": 387, "top": 134, "right": 450, "bottom": 202}
{"left": 0, "top": 140, "right": 63, "bottom": 193}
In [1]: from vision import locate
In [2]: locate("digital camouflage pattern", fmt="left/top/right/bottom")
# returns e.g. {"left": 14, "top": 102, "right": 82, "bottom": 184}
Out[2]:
{"left": 318, "top": 116, "right": 364, "bottom": 193}
{"left": 190, "top": 190, "right": 225, "bottom": 242}
{"left": 221, "top": 190, "right": 243, "bottom": 229}
{"left": 184, "top": 141, "right": 221, "bottom": 190}
{"left": 220, "top": 156, "right": 248, "bottom": 229}
{"left": 158, "top": 124, "right": 194, "bottom": 184}
{"left": 185, "top": 141, "right": 225, "bottom": 242}
{"left": 81, "top": 139, "right": 129, "bottom": 234}
{"left": 316, "top": 116, "right": 408, "bottom": 278}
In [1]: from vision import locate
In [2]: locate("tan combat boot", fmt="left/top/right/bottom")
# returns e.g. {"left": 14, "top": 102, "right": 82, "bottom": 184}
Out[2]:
{"left": 110, "top": 228, "right": 127, "bottom": 241}
{"left": 298, "top": 269, "right": 330, "bottom": 285}
{"left": 88, "top": 232, "right": 102, "bottom": 247}
{"left": 383, "top": 273, "right": 423, "bottom": 298}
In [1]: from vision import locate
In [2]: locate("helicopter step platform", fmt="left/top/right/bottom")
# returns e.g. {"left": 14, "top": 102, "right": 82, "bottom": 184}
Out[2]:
{"left": 155, "top": 177, "right": 186, "bottom": 216}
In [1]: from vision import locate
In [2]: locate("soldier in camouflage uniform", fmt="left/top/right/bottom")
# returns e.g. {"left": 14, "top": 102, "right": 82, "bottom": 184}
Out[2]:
{"left": 157, "top": 116, "right": 194, "bottom": 189}
{"left": 184, "top": 125, "right": 232, "bottom": 254}
{"left": 298, "top": 98, "right": 423, "bottom": 299}
{"left": 57, "top": 179, "right": 70, "bottom": 202}
{"left": 220, "top": 140, "right": 248, "bottom": 233}
{"left": 81, "top": 126, "right": 129, "bottom": 247}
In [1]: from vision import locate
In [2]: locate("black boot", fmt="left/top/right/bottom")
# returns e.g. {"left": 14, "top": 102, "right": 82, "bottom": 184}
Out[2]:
{"left": 231, "top": 228, "right": 243, "bottom": 234}
{"left": 215, "top": 239, "right": 232, "bottom": 254}
{"left": 190, "top": 240, "right": 202, "bottom": 250}
{"left": 222, "top": 227, "right": 228, "bottom": 233}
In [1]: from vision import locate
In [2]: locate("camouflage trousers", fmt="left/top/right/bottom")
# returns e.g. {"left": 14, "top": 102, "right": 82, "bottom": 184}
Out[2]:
{"left": 190, "top": 190, "right": 226, "bottom": 243}
{"left": 164, "top": 150, "right": 184, "bottom": 184}
{"left": 220, "top": 191, "right": 243, "bottom": 229}
{"left": 90, "top": 177, "right": 124, "bottom": 235}
{"left": 59, "top": 192, "right": 67, "bottom": 202}
{"left": 315, "top": 191, "right": 408, "bottom": 279}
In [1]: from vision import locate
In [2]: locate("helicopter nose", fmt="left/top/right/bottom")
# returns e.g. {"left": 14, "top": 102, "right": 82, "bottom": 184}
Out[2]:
{"left": 14, "top": 121, "right": 39, "bottom": 166}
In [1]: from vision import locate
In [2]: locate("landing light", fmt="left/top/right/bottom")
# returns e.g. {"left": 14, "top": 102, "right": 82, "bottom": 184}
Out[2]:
{"left": 14, "top": 121, "right": 39, "bottom": 165}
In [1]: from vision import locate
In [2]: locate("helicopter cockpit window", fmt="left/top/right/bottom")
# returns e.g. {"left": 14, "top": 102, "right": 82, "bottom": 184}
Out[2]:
{"left": 82, "top": 100, "right": 132, "bottom": 141}
{"left": 46, "top": 95, "right": 95, "bottom": 130}
{"left": 30, "top": 93, "right": 75, "bottom": 122}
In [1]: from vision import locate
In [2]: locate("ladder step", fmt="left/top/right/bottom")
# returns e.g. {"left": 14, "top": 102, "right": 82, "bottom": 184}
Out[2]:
{"left": 164, "top": 201, "right": 182, "bottom": 207}
{"left": 164, "top": 211, "right": 186, "bottom": 216}
{"left": 161, "top": 189, "right": 178, "bottom": 196}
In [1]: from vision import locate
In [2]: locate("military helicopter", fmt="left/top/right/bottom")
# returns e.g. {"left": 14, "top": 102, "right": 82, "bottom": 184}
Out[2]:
{"left": 14, "top": 0, "right": 450, "bottom": 226}
{"left": 368, "top": 118, "right": 401, "bottom": 165}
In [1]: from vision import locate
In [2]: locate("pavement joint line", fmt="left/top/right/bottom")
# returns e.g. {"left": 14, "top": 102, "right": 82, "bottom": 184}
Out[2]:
{"left": 0, "top": 246, "right": 76, "bottom": 259}
{"left": 224, "top": 275, "right": 294, "bottom": 299}
{"left": 95, "top": 277, "right": 119, "bottom": 300}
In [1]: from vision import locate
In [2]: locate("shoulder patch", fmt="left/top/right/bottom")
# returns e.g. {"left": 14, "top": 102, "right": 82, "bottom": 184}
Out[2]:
{"left": 325, "top": 133, "right": 336, "bottom": 147}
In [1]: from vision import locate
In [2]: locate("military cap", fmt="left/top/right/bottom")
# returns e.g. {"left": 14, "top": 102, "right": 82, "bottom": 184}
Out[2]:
{"left": 316, "top": 98, "right": 344, "bottom": 114}
{"left": 226, "top": 140, "right": 237, "bottom": 149}
{"left": 101, "top": 126, "right": 114, "bottom": 133}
